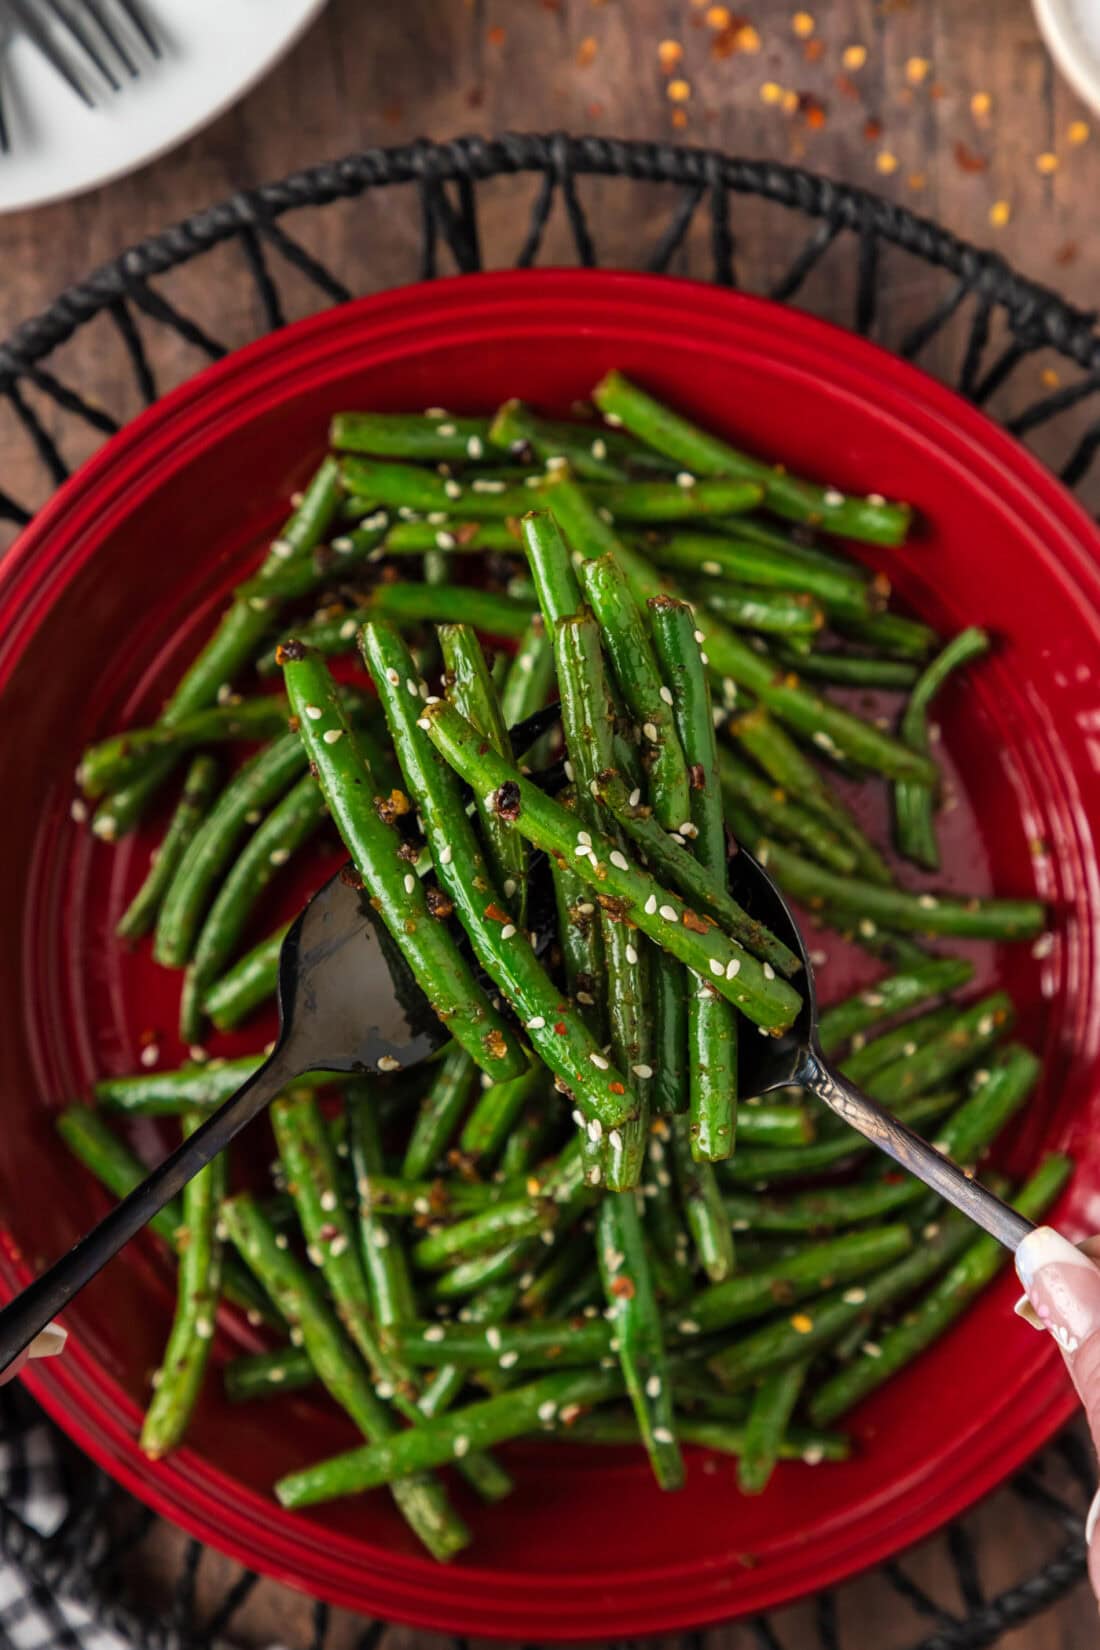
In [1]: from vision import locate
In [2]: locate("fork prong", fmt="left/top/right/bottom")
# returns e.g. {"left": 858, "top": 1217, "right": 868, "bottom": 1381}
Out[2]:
{"left": 76, "top": 0, "right": 137, "bottom": 76}
{"left": 0, "top": 76, "right": 9, "bottom": 154}
{"left": 111, "top": 0, "right": 158, "bottom": 58}
{"left": 6, "top": 0, "right": 95, "bottom": 106}
{"left": 43, "top": 0, "right": 120, "bottom": 90}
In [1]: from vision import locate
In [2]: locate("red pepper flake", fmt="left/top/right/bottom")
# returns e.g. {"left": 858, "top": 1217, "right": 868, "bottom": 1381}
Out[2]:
{"left": 799, "top": 91, "right": 827, "bottom": 127}
{"left": 577, "top": 35, "right": 598, "bottom": 66}
{"left": 953, "top": 140, "right": 988, "bottom": 174}
{"left": 1056, "top": 241, "right": 1079, "bottom": 265}
{"left": 339, "top": 864, "right": 364, "bottom": 890}
{"left": 483, "top": 902, "right": 512, "bottom": 924}
{"left": 862, "top": 116, "right": 883, "bottom": 142}
{"left": 487, "top": 24, "right": 506, "bottom": 45}
{"left": 554, "top": 1021, "right": 568, "bottom": 1035}
{"left": 657, "top": 38, "right": 683, "bottom": 71}
{"left": 803, "top": 37, "right": 824, "bottom": 62}
{"left": 425, "top": 887, "right": 454, "bottom": 920}
{"left": 587, "top": 101, "right": 605, "bottom": 118}
{"left": 682, "top": 910, "right": 710, "bottom": 935}
{"left": 609, "top": 1081, "right": 626, "bottom": 1095}
{"left": 466, "top": 86, "right": 484, "bottom": 109}
{"left": 484, "top": 1029, "right": 510, "bottom": 1061}
{"left": 381, "top": 102, "right": 402, "bottom": 126}
{"left": 610, "top": 1275, "right": 636, "bottom": 1299}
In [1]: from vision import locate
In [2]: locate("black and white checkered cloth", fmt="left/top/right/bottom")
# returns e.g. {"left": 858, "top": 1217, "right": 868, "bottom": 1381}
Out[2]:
{"left": 0, "top": 1384, "right": 134, "bottom": 1650}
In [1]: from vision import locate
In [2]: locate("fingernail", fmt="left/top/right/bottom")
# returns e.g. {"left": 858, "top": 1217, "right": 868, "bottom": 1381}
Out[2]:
{"left": 27, "top": 1323, "right": 66, "bottom": 1360}
{"left": 1014, "top": 1292, "right": 1045, "bottom": 1330}
{"left": 1015, "top": 1226, "right": 1100, "bottom": 1355}
{"left": 1087, "top": 1486, "right": 1100, "bottom": 1549}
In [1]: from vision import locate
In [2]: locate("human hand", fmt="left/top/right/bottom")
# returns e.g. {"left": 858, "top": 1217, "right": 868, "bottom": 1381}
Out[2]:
{"left": 1016, "top": 1229, "right": 1100, "bottom": 1596}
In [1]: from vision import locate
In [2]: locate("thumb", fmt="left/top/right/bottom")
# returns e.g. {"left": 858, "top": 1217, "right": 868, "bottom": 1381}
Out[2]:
{"left": 1016, "top": 1227, "right": 1100, "bottom": 1597}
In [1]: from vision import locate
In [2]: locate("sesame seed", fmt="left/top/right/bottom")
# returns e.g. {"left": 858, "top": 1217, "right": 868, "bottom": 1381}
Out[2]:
{"left": 385, "top": 667, "right": 400, "bottom": 685}
{"left": 625, "top": 944, "right": 638, "bottom": 965}
{"left": 435, "top": 531, "right": 457, "bottom": 550}
{"left": 863, "top": 1341, "right": 883, "bottom": 1359}
{"left": 577, "top": 902, "right": 595, "bottom": 916}
{"left": 270, "top": 537, "right": 294, "bottom": 559}
{"left": 416, "top": 716, "right": 432, "bottom": 731}
{"left": 1032, "top": 932, "right": 1054, "bottom": 958}
{"left": 628, "top": 788, "right": 641, "bottom": 807}
{"left": 632, "top": 1063, "right": 653, "bottom": 1079}
{"left": 329, "top": 1233, "right": 349, "bottom": 1257}
{"left": 473, "top": 478, "right": 506, "bottom": 494}
{"left": 918, "top": 894, "right": 939, "bottom": 909}
{"left": 306, "top": 1244, "right": 323, "bottom": 1267}
{"left": 842, "top": 1287, "right": 867, "bottom": 1305}
{"left": 320, "top": 1189, "right": 338, "bottom": 1213}
{"left": 678, "top": 1318, "right": 700, "bottom": 1335}
{"left": 139, "top": 1044, "right": 159, "bottom": 1068}
{"left": 659, "top": 905, "right": 679, "bottom": 923}
{"left": 645, "top": 894, "right": 658, "bottom": 915}
{"left": 538, "top": 1400, "right": 558, "bottom": 1423}
{"left": 597, "top": 506, "right": 614, "bottom": 524}
{"left": 304, "top": 703, "right": 324, "bottom": 720}
{"left": 608, "top": 1130, "right": 623, "bottom": 1151}
{"left": 659, "top": 685, "right": 674, "bottom": 706}
{"left": 92, "top": 813, "right": 117, "bottom": 840}
{"left": 401, "top": 874, "right": 415, "bottom": 894}
{"left": 643, "top": 722, "right": 659, "bottom": 742}
{"left": 587, "top": 1118, "right": 603, "bottom": 1143}
{"left": 444, "top": 479, "right": 463, "bottom": 499}
{"left": 499, "top": 1350, "right": 519, "bottom": 1369}
{"left": 588, "top": 1164, "right": 602, "bottom": 1184}
{"left": 978, "top": 1014, "right": 995, "bottom": 1036}
{"left": 423, "top": 1325, "right": 445, "bottom": 1343}
{"left": 340, "top": 619, "right": 359, "bottom": 640}
{"left": 453, "top": 1434, "right": 471, "bottom": 1457}
{"left": 527, "top": 1015, "right": 546, "bottom": 1030}
{"left": 858, "top": 918, "right": 877, "bottom": 938}
{"left": 440, "top": 845, "right": 453, "bottom": 865}
{"left": 823, "top": 487, "right": 845, "bottom": 507}
{"left": 653, "top": 1426, "right": 674, "bottom": 1444}
{"left": 274, "top": 1231, "right": 290, "bottom": 1250}
{"left": 572, "top": 1109, "right": 585, "bottom": 1128}
{"left": 709, "top": 959, "right": 724, "bottom": 977}
{"left": 576, "top": 991, "right": 595, "bottom": 1005}
{"left": 675, "top": 471, "right": 696, "bottom": 489}
{"left": 322, "top": 728, "right": 343, "bottom": 745}
{"left": 503, "top": 878, "right": 517, "bottom": 898}
{"left": 702, "top": 560, "right": 722, "bottom": 576}
{"left": 590, "top": 1052, "right": 610, "bottom": 1070}
{"left": 377, "top": 1055, "right": 401, "bottom": 1072}
{"left": 436, "top": 422, "right": 457, "bottom": 436}
{"left": 645, "top": 1375, "right": 661, "bottom": 1398}
{"left": 467, "top": 435, "right": 483, "bottom": 458}
{"left": 69, "top": 798, "right": 88, "bottom": 823}
{"left": 501, "top": 923, "right": 516, "bottom": 940}
{"left": 610, "top": 850, "right": 629, "bottom": 871}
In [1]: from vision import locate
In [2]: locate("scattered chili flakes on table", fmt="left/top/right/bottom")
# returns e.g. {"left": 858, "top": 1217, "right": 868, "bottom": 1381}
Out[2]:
{"left": 841, "top": 43, "right": 867, "bottom": 70}
{"left": 658, "top": 38, "right": 683, "bottom": 71}
{"left": 1036, "top": 151, "right": 1059, "bottom": 174}
{"left": 905, "top": 56, "right": 930, "bottom": 85}
{"left": 1068, "top": 120, "right": 1090, "bottom": 146}
{"left": 1041, "top": 367, "right": 1061, "bottom": 388}
{"left": 792, "top": 11, "right": 815, "bottom": 38}
{"left": 875, "top": 151, "right": 899, "bottom": 174}
{"left": 970, "top": 90, "right": 992, "bottom": 120}
{"left": 803, "top": 37, "right": 824, "bottom": 63}
{"left": 576, "top": 35, "right": 598, "bottom": 66}
{"left": 988, "top": 199, "right": 1011, "bottom": 227}
{"left": 486, "top": 23, "right": 506, "bottom": 46}
{"left": 667, "top": 77, "right": 692, "bottom": 102}
{"left": 863, "top": 116, "right": 883, "bottom": 142}
{"left": 953, "top": 140, "right": 988, "bottom": 174}
{"left": 760, "top": 81, "right": 783, "bottom": 104}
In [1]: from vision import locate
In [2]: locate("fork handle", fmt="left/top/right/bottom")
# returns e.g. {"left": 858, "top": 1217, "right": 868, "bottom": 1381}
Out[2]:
{"left": 804, "top": 1048, "right": 1034, "bottom": 1251}
{"left": 0, "top": 1047, "right": 297, "bottom": 1372}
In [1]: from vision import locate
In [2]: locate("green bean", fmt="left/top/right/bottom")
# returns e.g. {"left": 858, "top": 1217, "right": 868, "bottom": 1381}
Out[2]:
{"left": 599, "top": 1191, "right": 683, "bottom": 1489}
{"left": 331, "top": 411, "right": 493, "bottom": 462}
{"left": 651, "top": 951, "right": 688, "bottom": 1116}
{"left": 583, "top": 477, "right": 764, "bottom": 521}
{"left": 393, "top": 1317, "right": 611, "bottom": 1372}
{"left": 224, "top": 1344, "right": 315, "bottom": 1401}
{"left": 933, "top": 1042, "right": 1039, "bottom": 1165}
{"left": 422, "top": 697, "right": 803, "bottom": 1034}
{"left": 402, "top": 1046, "right": 478, "bottom": 1179}
{"left": 235, "top": 515, "right": 390, "bottom": 604}
{"left": 490, "top": 400, "right": 631, "bottom": 480}
{"left": 281, "top": 644, "right": 526, "bottom": 1079}
{"left": 203, "top": 922, "right": 289, "bottom": 1030}
{"left": 720, "top": 1091, "right": 959, "bottom": 1182}
{"left": 499, "top": 1102, "right": 561, "bottom": 1179}
{"left": 181, "top": 773, "right": 327, "bottom": 1041}
{"left": 692, "top": 583, "right": 825, "bottom": 637}
{"left": 735, "top": 1102, "right": 815, "bottom": 1147}
{"left": 714, "top": 513, "right": 861, "bottom": 572}
{"left": 222, "top": 1193, "right": 468, "bottom": 1558}
{"left": 551, "top": 832, "right": 606, "bottom": 1040}
{"left": 725, "top": 705, "right": 890, "bottom": 884}
{"left": 116, "top": 755, "right": 220, "bottom": 941}
{"left": 93, "top": 1056, "right": 310, "bottom": 1114}
{"left": 79, "top": 698, "right": 289, "bottom": 799}
{"left": 499, "top": 612, "right": 555, "bottom": 728}
{"left": 347, "top": 1089, "right": 417, "bottom": 1327}
{"left": 439, "top": 623, "right": 528, "bottom": 923}
{"left": 707, "top": 1210, "right": 975, "bottom": 1388}
{"left": 429, "top": 1240, "right": 532, "bottom": 1301}
{"left": 58, "top": 1106, "right": 184, "bottom": 1250}
{"left": 361, "top": 621, "right": 636, "bottom": 1130}
{"left": 670, "top": 1117, "right": 736, "bottom": 1283}
{"left": 338, "top": 456, "right": 537, "bottom": 518}
{"left": 383, "top": 520, "right": 522, "bottom": 554}
{"left": 140, "top": 1112, "right": 225, "bottom": 1458}
{"left": 594, "top": 768, "right": 801, "bottom": 977}
{"left": 154, "top": 730, "right": 306, "bottom": 967}
{"left": 717, "top": 749, "right": 857, "bottom": 877}
{"left": 645, "top": 531, "right": 875, "bottom": 622}
{"left": 575, "top": 554, "right": 692, "bottom": 832}
{"left": 276, "top": 1363, "right": 623, "bottom": 1507}
{"left": 895, "top": 628, "right": 990, "bottom": 871}
{"left": 737, "top": 1360, "right": 810, "bottom": 1494}
{"left": 686, "top": 1225, "right": 913, "bottom": 1335}
{"left": 774, "top": 646, "right": 919, "bottom": 689}
{"left": 840, "top": 1004, "right": 961, "bottom": 1087}
{"left": 555, "top": 1409, "right": 849, "bottom": 1462}
{"left": 865, "top": 992, "right": 1013, "bottom": 1103}
{"left": 808, "top": 1155, "right": 1072, "bottom": 1425}
{"left": 723, "top": 1178, "right": 925, "bottom": 1235}
{"left": 348, "top": 1175, "right": 511, "bottom": 1218}
{"left": 817, "top": 958, "right": 976, "bottom": 1055}
{"left": 90, "top": 461, "right": 342, "bottom": 840}
{"left": 838, "top": 611, "right": 940, "bottom": 660}
{"left": 592, "top": 372, "right": 911, "bottom": 546}
{"left": 745, "top": 835, "right": 1044, "bottom": 940}
{"left": 518, "top": 1230, "right": 594, "bottom": 1317}
{"left": 412, "top": 1199, "right": 560, "bottom": 1271}
{"left": 460, "top": 1064, "right": 545, "bottom": 1166}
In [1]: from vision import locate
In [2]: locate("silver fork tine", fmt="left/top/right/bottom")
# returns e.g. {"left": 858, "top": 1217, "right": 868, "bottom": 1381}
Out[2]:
{"left": 110, "top": 0, "right": 157, "bottom": 58}
{"left": 43, "top": 0, "right": 119, "bottom": 89}
{"left": 5, "top": 0, "right": 95, "bottom": 105}
{"left": 74, "top": 0, "right": 136, "bottom": 76}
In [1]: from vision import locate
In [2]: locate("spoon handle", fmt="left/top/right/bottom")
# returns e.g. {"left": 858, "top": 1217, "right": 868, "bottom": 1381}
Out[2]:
{"left": 0, "top": 1048, "right": 298, "bottom": 1373}
{"left": 805, "top": 1049, "right": 1034, "bottom": 1251}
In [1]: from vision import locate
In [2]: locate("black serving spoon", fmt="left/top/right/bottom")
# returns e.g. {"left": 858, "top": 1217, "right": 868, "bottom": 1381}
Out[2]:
{"left": 0, "top": 715, "right": 1031, "bottom": 1372}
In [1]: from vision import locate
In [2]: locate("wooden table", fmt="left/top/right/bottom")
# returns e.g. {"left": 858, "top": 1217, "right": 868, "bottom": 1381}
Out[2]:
{"left": 2, "top": 0, "right": 1097, "bottom": 1644}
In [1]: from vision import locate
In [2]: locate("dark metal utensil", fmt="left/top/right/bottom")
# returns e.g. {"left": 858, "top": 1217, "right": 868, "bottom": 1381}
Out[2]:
{"left": 728, "top": 841, "right": 1035, "bottom": 1252}
{"left": 0, "top": 703, "right": 561, "bottom": 1373}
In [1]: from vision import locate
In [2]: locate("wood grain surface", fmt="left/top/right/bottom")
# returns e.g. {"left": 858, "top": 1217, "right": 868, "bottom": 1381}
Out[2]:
{"left": 2, "top": 0, "right": 1098, "bottom": 1644}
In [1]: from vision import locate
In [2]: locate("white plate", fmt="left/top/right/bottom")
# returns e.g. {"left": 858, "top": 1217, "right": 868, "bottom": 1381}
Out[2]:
{"left": 1032, "top": 0, "right": 1100, "bottom": 117}
{"left": 0, "top": 0, "right": 327, "bottom": 214}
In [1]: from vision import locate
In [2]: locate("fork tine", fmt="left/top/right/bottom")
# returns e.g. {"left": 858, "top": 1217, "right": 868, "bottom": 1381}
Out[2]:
{"left": 6, "top": 0, "right": 95, "bottom": 106}
{"left": 76, "top": 0, "right": 136, "bottom": 76}
{"left": 0, "top": 74, "right": 9, "bottom": 154}
{"left": 110, "top": 0, "right": 157, "bottom": 57}
{"left": 43, "top": 0, "right": 119, "bottom": 89}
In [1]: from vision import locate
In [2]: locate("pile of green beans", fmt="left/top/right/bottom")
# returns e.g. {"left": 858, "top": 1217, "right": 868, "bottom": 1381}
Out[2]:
{"left": 63, "top": 377, "right": 1062, "bottom": 1557}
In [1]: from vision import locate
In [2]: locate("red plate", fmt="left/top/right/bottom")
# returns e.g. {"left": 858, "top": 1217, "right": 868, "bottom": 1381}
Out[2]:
{"left": 1, "top": 270, "right": 1098, "bottom": 1640}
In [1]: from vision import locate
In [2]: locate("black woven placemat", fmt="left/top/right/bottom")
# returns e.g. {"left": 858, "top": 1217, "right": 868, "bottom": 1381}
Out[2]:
{"left": 1, "top": 133, "right": 1096, "bottom": 1648}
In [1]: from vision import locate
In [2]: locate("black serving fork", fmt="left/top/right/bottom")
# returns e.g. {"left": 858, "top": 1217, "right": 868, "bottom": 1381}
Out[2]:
{"left": 1, "top": 0, "right": 158, "bottom": 112}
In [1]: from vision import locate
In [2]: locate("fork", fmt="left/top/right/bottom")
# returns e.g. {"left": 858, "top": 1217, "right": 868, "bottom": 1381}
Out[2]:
{"left": 1, "top": 0, "right": 158, "bottom": 116}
